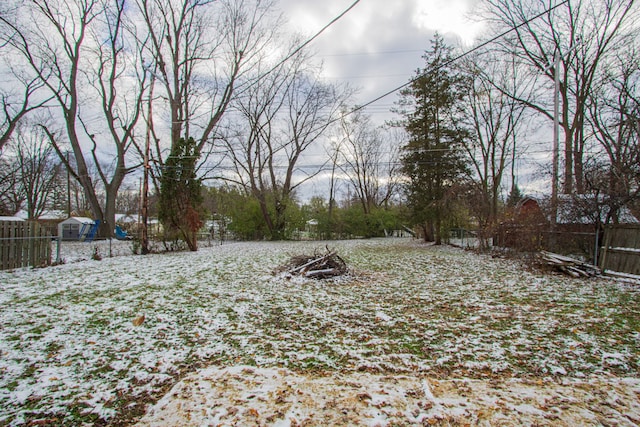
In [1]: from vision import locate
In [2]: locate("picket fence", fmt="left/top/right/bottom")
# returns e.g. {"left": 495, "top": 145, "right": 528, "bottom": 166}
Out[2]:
{"left": 0, "top": 221, "right": 53, "bottom": 270}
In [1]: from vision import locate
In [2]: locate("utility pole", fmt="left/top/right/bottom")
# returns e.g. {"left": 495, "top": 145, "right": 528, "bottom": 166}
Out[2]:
{"left": 551, "top": 52, "right": 560, "bottom": 233}
{"left": 66, "top": 151, "right": 71, "bottom": 217}
{"left": 137, "top": 177, "right": 142, "bottom": 225}
{"left": 141, "top": 76, "right": 154, "bottom": 255}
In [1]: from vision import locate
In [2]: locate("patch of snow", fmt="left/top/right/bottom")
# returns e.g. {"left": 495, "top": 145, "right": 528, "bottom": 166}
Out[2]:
{"left": 549, "top": 365, "right": 568, "bottom": 375}
{"left": 374, "top": 310, "right": 392, "bottom": 322}
{"left": 136, "top": 367, "right": 640, "bottom": 426}
{"left": 1, "top": 238, "right": 639, "bottom": 426}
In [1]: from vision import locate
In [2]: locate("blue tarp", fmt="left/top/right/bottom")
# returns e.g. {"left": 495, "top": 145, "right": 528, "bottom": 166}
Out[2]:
{"left": 115, "top": 225, "right": 131, "bottom": 240}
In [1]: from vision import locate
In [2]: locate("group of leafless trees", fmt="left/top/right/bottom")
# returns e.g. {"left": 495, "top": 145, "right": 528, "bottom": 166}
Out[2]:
{"left": 0, "top": 0, "right": 351, "bottom": 241}
{"left": 0, "top": 0, "right": 638, "bottom": 246}
{"left": 444, "top": 0, "right": 639, "bottom": 247}
{"left": 386, "top": 0, "right": 638, "bottom": 247}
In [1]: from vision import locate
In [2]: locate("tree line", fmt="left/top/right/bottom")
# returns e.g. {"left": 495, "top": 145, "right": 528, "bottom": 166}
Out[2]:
{"left": 0, "top": 0, "right": 638, "bottom": 251}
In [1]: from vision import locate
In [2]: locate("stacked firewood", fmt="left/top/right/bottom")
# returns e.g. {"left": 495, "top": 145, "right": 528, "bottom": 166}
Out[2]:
{"left": 537, "top": 250, "right": 601, "bottom": 278}
{"left": 276, "top": 247, "right": 348, "bottom": 279}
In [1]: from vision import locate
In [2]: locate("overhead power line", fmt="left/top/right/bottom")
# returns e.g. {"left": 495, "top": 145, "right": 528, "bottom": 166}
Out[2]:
{"left": 286, "top": 0, "right": 362, "bottom": 59}
{"left": 348, "top": 0, "right": 570, "bottom": 116}
{"left": 195, "top": 0, "right": 572, "bottom": 180}
{"left": 241, "top": 0, "right": 362, "bottom": 89}
{"left": 239, "top": 0, "right": 569, "bottom": 135}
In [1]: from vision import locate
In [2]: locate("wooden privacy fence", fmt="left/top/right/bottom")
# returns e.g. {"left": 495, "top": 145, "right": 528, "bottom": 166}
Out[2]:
{"left": 0, "top": 221, "right": 53, "bottom": 270}
{"left": 494, "top": 222, "right": 598, "bottom": 261}
{"left": 599, "top": 224, "right": 640, "bottom": 276}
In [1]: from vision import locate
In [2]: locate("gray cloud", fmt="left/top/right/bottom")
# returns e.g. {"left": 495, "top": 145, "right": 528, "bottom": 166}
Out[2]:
{"left": 278, "top": 0, "right": 484, "bottom": 119}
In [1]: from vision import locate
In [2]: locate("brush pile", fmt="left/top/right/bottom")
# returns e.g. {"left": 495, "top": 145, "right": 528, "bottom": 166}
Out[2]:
{"left": 276, "top": 247, "right": 348, "bottom": 279}
{"left": 537, "top": 250, "right": 601, "bottom": 278}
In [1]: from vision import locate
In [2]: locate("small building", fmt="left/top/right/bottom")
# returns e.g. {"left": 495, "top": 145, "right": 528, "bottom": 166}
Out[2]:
{"left": 496, "top": 195, "right": 639, "bottom": 259}
{"left": 514, "top": 196, "right": 547, "bottom": 223}
{"left": 58, "top": 217, "right": 95, "bottom": 241}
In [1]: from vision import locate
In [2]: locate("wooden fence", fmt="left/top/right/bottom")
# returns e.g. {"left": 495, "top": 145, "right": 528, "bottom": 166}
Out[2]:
{"left": 599, "top": 224, "right": 640, "bottom": 276}
{"left": 0, "top": 221, "right": 53, "bottom": 270}
{"left": 494, "top": 222, "right": 598, "bottom": 262}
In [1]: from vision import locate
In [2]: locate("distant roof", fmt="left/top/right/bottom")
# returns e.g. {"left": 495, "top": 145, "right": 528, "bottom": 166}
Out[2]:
{"left": 60, "top": 217, "right": 95, "bottom": 224}
{"left": 115, "top": 214, "right": 138, "bottom": 223}
{"left": 556, "top": 195, "right": 639, "bottom": 224}
{"left": 0, "top": 216, "right": 25, "bottom": 222}
{"left": 15, "top": 209, "right": 67, "bottom": 220}
{"left": 520, "top": 195, "right": 639, "bottom": 224}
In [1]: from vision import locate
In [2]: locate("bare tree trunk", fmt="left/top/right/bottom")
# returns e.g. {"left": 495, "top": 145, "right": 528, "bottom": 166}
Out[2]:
{"left": 434, "top": 215, "right": 442, "bottom": 245}
{"left": 422, "top": 222, "right": 435, "bottom": 243}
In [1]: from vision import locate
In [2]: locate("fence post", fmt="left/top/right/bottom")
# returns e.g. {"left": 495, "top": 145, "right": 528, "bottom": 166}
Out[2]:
{"left": 14, "top": 222, "right": 22, "bottom": 269}
{"left": 599, "top": 225, "right": 612, "bottom": 272}
{"left": 29, "top": 222, "right": 36, "bottom": 267}
{"left": 56, "top": 236, "right": 61, "bottom": 264}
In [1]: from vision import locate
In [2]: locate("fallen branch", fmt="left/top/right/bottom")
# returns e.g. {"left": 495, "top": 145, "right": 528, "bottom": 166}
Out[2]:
{"left": 305, "top": 268, "right": 341, "bottom": 278}
{"left": 289, "top": 252, "right": 336, "bottom": 274}
{"left": 538, "top": 251, "right": 601, "bottom": 278}
{"left": 275, "top": 247, "right": 348, "bottom": 280}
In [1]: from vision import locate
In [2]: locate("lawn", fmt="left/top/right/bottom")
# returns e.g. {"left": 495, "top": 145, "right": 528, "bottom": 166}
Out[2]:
{"left": 1, "top": 238, "right": 639, "bottom": 426}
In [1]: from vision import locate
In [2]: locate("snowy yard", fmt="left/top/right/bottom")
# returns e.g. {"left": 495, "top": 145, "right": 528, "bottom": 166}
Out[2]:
{"left": 1, "top": 238, "right": 639, "bottom": 426}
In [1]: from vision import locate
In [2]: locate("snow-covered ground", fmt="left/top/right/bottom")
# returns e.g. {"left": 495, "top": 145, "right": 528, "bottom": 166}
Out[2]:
{"left": 1, "top": 238, "right": 639, "bottom": 426}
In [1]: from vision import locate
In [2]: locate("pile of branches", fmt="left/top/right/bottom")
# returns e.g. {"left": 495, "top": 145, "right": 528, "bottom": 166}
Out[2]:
{"left": 276, "top": 246, "right": 348, "bottom": 279}
{"left": 537, "top": 250, "right": 601, "bottom": 278}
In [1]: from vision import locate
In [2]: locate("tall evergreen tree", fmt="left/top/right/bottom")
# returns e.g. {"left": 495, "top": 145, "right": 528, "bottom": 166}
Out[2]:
{"left": 158, "top": 137, "right": 203, "bottom": 251}
{"left": 396, "top": 34, "right": 469, "bottom": 244}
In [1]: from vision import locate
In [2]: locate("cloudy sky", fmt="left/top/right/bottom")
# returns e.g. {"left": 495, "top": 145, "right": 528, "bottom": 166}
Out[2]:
{"left": 273, "top": 0, "right": 490, "bottom": 199}
{"left": 279, "top": 0, "right": 486, "bottom": 123}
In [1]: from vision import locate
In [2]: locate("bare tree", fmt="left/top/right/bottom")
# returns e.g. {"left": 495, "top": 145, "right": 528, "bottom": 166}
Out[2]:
{"left": 483, "top": 0, "right": 638, "bottom": 194}
{"left": 136, "top": 0, "right": 279, "bottom": 165}
{"left": 116, "top": 183, "right": 141, "bottom": 216}
{"left": 325, "top": 136, "right": 343, "bottom": 224}
{"left": 133, "top": 0, "right": 282, "bottom": 248}
{"left": 3, "top": 0, "right": 147, "bottom": 236}
{"left": 0, "top": 2, "right": 51, "bottom": 152}
{"left": 0, "top": 74, "right": 49, "bottom": 153}
{"left": 461, "top": 53, "right": 530, "bottom": 246}
{"left": 336, "top": 110, "right": 401, "bottom": 215}
{"left": 587, "top": 46, "right": 640, "bottom": 219}
{"left": 0, "top": 155, "right": 22, "bottom": 215}
{"left": 221, "top": 54, "right": 348, "bottom": 239}
{"left": 11, "top": 124, "right": 63, "bottom": 219}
